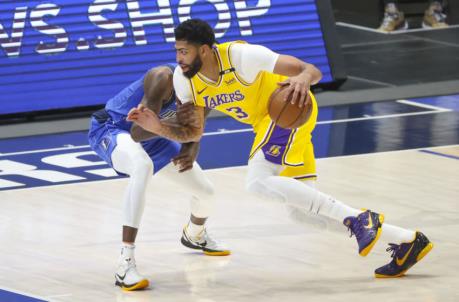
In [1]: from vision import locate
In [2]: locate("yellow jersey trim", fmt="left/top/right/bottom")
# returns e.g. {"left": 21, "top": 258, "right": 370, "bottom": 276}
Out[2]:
{"left": 282, "top": 129, "right": 303, "bottom": 167}
{"left": 196, "top": 48, "right": 224, "bottom": 86}
{"left": 188, "top": 80, "right": 198, "bottom": 105}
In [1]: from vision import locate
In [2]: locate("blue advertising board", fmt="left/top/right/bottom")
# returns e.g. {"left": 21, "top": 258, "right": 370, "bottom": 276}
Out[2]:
{"left": 0, "top": 0, "right": 342, "bottom": 115}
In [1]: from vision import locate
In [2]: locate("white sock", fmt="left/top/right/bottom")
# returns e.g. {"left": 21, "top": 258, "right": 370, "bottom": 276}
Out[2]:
{"left": 313, "top": 192, "right": 361, "bottom": 222}
{"left": 186, "top": 221, "right": 205, "bottom": 238}
{"left": 380, "top": 223, "right": 416, "bottom": 244}
{"left": 120, "top": 243, "right": 135, "bottom": 262}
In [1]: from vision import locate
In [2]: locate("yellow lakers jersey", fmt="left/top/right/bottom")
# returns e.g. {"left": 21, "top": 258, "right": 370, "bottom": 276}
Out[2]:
{"left": 189, "top": 41, "right": 318, "bottom": 171}
{"left": 188, "top": 41, "right": 286, "bottom": 129}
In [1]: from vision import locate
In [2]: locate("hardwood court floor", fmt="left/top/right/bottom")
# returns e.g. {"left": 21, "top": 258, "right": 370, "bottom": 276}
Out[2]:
{"left": 0, "top": 145, "right": 458, "bottom": 302}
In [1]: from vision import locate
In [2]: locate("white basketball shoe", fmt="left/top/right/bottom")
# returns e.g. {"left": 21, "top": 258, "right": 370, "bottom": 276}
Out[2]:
{"left": 115, "top": 245, "right": 149, "bottom": 291}
{"left": 181, "top": 227, "right": 231, "bottom": 256}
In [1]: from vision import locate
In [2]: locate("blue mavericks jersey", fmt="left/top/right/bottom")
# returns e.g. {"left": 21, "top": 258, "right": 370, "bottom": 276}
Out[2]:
{"left": 105, "top": 64, "right": 177, "bottom": 130}
{"left": 88, "top": 64, "right": 180, "bottom": 173}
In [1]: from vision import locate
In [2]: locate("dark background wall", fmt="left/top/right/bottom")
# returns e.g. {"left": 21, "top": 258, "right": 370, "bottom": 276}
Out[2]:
{"left": 332, "top": 0, "right": 459, "bottom": 28}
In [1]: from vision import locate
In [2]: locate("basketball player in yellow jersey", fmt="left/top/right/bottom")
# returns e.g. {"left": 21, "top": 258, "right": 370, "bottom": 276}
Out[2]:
{"left": 128, "top": 19, "right": 433, "bottom": 278}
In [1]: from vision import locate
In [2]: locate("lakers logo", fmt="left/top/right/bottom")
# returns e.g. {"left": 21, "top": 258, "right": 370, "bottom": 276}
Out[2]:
{"left": 267, "top": 145, "right": 281, "bottom": 157}
{"left": 203, "top": 90, "right": 245, "bottom": 108}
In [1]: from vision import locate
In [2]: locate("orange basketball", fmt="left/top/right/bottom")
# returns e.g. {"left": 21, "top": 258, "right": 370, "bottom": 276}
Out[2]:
{"left": 268, "top": 86, "right": 313, "bottom": 129}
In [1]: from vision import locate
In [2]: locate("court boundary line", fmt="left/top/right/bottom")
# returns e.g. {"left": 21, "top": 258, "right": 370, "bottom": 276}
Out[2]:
{"left": 0, "top": 287, "right": 49, "bottom": 302}
{"left": 3, "top": 144, "right": 457, "bottom": 192}
{"left": 419, "top": 149, "right": 459, "bottom": 160}
{"left": 396, "top": 99, "right": 451, "bottom": 111}
{"left": 0, "top": 145, "right": 89, "bottom": 157}
{"left": 0, "top": 109, "right": 454, "bottom": 157}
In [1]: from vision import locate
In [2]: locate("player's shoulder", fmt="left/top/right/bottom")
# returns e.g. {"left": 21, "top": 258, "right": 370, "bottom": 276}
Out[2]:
{"left": 172, "top": 65, "right": 193, "bottom": 102}
{"left": 173, "top": 65, "right": 187, "bottom": 83}
{"left": 149, "top": 62, "right": 176, "bottom": 70}
{"left": 144, "top": 64, "right": 175, "bottom": 80}
{"left": 229, "top": 41, "right": 271, "bottom": 55}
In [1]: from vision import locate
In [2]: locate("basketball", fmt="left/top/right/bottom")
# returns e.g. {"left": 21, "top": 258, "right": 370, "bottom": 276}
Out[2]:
{"left": 268, "top": 86, "right": 313, "bottom": 129}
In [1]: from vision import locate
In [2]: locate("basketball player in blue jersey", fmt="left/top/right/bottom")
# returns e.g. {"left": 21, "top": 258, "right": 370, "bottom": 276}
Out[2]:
{"left": 88, "top": 64, "right": 230, "bottom": 291}
{"left": 128, "top": 19, "right": 433, "bottom": 279}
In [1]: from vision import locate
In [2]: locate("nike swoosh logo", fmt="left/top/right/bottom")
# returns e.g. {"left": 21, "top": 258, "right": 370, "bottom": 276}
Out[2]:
{"left": 364, "top": 212, "right": 373, "bottom": 229}
{"left": 197, "top": 87, "right": 208, "bottom": 95}
{"left": 396, "top": 244, "right": 414, "bottom": 266}
{"left": 116, "top": 273, "right": 126, "bottom": 281}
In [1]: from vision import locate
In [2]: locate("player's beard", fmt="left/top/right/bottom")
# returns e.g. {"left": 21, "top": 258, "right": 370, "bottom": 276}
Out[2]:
{"left": 182, "top": 55, "right": 202, "bottom": 79}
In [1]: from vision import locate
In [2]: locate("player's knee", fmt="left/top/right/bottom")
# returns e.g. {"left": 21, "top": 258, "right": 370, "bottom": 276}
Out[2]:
{"left": 131, "top": 151, "right": 153, "bottom": 175}
{"left": 245, "top": 177, "right": 287, "bottom": 203}
{"left": 196, "top": 178, "right": 215, "bottom": 198}
{"left": 246, "top": 177, "right": 263, "bottom": 194}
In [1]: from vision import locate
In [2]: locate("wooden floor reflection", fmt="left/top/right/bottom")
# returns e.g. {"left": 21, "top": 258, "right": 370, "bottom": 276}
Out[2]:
{"left": 1, "top": 145, "right": 458, "bottom": 302}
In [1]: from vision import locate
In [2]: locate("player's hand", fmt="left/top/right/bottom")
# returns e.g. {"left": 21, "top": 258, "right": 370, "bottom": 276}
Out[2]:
{"left": 277, "top": 73, "right": 312, "bottom": 108}
{"left": 172, "top": 142, "right": 200, "bottom": 172}
{"left": 176, "top": 102, "right": 200, "bottom": 127}
{"left": 127, "top": 104, "right": 161, "bottom": 133}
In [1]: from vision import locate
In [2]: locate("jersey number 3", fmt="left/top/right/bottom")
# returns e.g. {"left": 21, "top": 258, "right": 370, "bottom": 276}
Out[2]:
{"left": 226, "top": 107, "right": 248, "bottom": 119}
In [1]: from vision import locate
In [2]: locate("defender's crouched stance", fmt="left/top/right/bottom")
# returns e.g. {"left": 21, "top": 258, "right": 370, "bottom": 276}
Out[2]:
{"left": 88, "top": 64, "right": 229, "bottom": 291}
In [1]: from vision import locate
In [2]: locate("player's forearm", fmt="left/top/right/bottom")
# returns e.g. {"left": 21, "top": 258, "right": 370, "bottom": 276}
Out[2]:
{"left": 156, "top": 119, "right": 203, "bottom": 143}
{"left": 297, "top": 63, "right": 322, "bottom": 85}
{"left": 275, "top": 55, "right": 322, "bottom": 85}
{"left": 130, "top": 124, "right": 158, "bottom": 142}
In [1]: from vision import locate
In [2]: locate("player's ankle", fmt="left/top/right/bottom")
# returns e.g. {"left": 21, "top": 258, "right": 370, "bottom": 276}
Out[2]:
{"left": 186, "top": 221, "right": 205, "bottom": 238}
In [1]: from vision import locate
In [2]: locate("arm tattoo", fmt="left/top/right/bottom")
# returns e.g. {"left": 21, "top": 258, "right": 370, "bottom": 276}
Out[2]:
{"left": 156, "top": 118, "right": 201, "bottom": 142}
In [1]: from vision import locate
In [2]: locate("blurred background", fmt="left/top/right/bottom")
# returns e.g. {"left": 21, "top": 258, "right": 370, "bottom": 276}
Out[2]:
{"left": 0, "top": 0, "right": 458, "bottom": 137}
{"left": 0, "top": 0, "right": 458, "bottom": 179}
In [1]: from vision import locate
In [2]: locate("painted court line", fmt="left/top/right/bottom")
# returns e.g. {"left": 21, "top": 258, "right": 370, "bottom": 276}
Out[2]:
{"left": 396, "top": 99, "right": 452, "bottom": 111}
{"left": 0, "top": 287, "right": 47, "bottom": 302}
{"left": 4, "top": 144, "right": 458, "bottom": 193}
{"left": 315, "top": 109, "right": 450, "bottom": 124}
{"left": 419, "top": 149, "right": 459, "bottom": 160}
{"left": 0, "top": 110, "right": 453, "bottom": 157}
{"left": 0, "top": 145, "right": 88, "bottom": 157}
{"left": 206, "top": 110, "right": 451, "bottom": 135}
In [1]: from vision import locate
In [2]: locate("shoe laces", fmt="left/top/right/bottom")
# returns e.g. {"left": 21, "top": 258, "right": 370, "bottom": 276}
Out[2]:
{"left": 386, "top": 243, "right": 400, "bottom": 258}
{"left": 201, "top": 229, "right": 218, "bottom": 245}
{"left": 346, "top": 218, "right": 365, "bottom": 240}
{"left": 200, "top": 229, "right": 225, "bottom": 249}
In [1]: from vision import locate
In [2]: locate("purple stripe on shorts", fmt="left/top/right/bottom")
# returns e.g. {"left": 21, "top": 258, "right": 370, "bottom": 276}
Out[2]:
{"left": 261, "top": 124, "right": 293, "bottom": 165}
